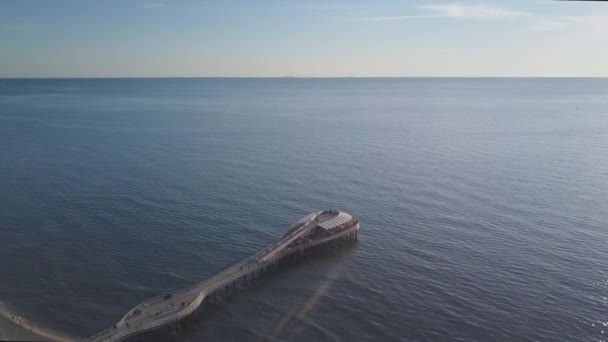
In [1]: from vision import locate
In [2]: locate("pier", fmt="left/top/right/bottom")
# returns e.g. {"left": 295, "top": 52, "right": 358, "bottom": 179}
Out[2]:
{"left": 86, "top": 210, "right": 359, "bottom": 341}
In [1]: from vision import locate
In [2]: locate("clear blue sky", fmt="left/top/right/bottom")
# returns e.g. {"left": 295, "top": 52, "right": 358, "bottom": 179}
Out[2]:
{"left": 1, "top": 0, "right": 607, "bottom": 77}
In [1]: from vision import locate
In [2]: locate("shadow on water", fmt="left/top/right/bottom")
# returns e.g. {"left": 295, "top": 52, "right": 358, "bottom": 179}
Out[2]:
{"left": 126, "top": 241, "right": 359, "bottom": 342}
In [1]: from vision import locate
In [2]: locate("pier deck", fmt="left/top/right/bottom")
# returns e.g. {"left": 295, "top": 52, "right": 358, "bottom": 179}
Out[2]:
{"left": 86, "top": 210, "right": 359, "bottom": 342}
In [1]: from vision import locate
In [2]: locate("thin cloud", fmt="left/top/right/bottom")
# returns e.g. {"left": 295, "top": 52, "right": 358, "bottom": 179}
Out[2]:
{"left": 420, "top": 3, "right": 527, "bottom": 20}
{"left": 527, "top": 19, "right": 567, "bottom": 32}
{"left": 348, "top": 3, "right": 528, "bottom": 22}
{"left": 346, "top": 15, "right": 437, "bottom": 22}
{"left": 184, "top": 4, "right": 393, "bottom": 12}
{"left": 279, "top": 5, "right": 394, "bottom": 11}
{"left": 527, "top": 15, "right": 608, "bottom": 37}
{"left": 561, "top": 15, "right": 608, "bottom": 38}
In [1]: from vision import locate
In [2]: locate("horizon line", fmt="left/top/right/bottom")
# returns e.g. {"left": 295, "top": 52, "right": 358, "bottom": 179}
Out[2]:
{"left": 1, "top": 76, "right": 608, "bottom": 79}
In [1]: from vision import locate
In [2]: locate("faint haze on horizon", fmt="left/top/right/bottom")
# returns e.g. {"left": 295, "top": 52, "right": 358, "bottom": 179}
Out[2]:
{"left": 1, "top": 0, "right": 607, "bottom": 78}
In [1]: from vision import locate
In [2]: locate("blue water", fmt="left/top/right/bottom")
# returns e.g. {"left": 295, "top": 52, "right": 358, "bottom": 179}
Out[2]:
{"left": 0, "top": 78, "right": 607, "bottom": 341}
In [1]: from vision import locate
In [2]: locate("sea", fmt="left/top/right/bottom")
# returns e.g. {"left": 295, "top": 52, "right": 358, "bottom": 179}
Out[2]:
{"left": 0, "top": 78, "right": 607, "bottom": 341}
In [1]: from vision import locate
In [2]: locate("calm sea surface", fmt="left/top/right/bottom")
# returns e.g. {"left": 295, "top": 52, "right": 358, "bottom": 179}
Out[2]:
{"left": 0, "top": 78, "right": 607, "bottom": 341}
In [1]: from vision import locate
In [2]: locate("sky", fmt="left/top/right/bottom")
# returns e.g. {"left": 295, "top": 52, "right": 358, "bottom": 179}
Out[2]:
{"left": 1, "top": 0, "right": 607, "bottom": 77}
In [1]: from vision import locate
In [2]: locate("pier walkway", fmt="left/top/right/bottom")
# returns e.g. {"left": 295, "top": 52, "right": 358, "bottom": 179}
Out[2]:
{"left": 86, "top": 210, "right": 359, "bottom": 342}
